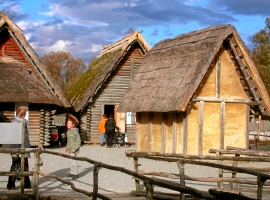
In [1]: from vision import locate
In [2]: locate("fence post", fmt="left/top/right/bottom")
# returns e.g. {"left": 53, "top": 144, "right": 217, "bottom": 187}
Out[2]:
{"left": 134, "top": 157, "right": 141, "bottom": 192}
{"left": 257, "top": 176, "right": 267, "bottom": 200}
{"left": 144, "top": 180, "right": 153, "bottom": 200}
{"left": 33, "top": 150, "right": 41, "bottom": 200}
{"left": 92, "top": 163, "right": 100, "bottom": 200}
{"left": 231, "top": 154, "right": 240, "bottom": 189}
{"left": 216, "top": 152, "right": 223, "bottom": 189}
{"left": 177, "top": 161, "right": 185, "bottom": 200}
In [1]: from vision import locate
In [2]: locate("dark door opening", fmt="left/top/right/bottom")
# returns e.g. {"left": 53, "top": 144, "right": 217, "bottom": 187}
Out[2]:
{"left": 104, "top": 105, "right": 114, "bottom": 118}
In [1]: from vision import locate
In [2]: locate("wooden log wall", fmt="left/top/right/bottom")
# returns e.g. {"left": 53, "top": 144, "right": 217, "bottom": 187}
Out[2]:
{"left": 0, "top": 103, "right": 55, "bottom": 147}
{"left": 83, "top": 44, "right": 144, "bottom": 144}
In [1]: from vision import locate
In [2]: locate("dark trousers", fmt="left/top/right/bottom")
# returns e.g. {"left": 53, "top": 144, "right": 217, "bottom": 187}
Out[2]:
{"left": 7, "top": 156, "right": 31, "bottom": 189}
{"left": 106, "top": 131, "right": 114, "bottom": 147}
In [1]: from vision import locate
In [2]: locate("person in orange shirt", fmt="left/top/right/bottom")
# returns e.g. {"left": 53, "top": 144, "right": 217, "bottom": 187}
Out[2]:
{"left": 98, "top": 114, "right": 108, "bottom": 146}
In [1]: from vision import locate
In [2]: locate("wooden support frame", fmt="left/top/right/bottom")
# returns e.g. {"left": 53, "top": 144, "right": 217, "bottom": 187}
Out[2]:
{"left": 192, "top": 96, "right": 258, "bottom": 105}
{"left": 172, "top": 112, "right": 177, "bottom": 154}
{"left": 216, "top": 54, "right": 221, "bottom": 98}
{"left": 183, "top": 111, "right": 188, "bottom": 155}
{"left": 148, "top": 112, "right": 152, "bottom": 153}
{"left": 220, "top": 102, "right": 225, "bottom": 149}
{"left": 161, "top": 113, "right": 166, "bottom": 153}
{"left": 246, "top": 106, "right": 250, "bottom": 149}
{"left": 198, "top": 101, "right": 204, "bottom": 155}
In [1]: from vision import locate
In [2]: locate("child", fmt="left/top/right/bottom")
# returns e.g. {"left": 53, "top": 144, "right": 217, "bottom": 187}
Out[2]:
{"left": 64, "top": 114, "right": 81, "bottom": 179}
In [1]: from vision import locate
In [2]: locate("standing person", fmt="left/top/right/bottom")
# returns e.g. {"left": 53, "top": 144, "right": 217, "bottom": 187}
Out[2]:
{"left": 98, "top": 114, "right": 108, "bottom": 146}
{"left": 7, "top": 106, "right": 31, "bottom": 190}
{"left": 105, "top": 114, "right": 118, "bottom": 148}
{"left": 64, "top": 114, "right": 81, "bottom": 179}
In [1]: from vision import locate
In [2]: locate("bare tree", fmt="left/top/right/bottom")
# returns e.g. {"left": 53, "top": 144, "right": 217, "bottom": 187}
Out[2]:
{"left": 41, "top": 51, "right": 86, "bottom": 95}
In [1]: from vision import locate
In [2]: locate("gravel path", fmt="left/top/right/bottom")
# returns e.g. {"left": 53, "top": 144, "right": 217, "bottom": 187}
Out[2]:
{"left": 0, "top": 144, "right": 269, "bottom": 199}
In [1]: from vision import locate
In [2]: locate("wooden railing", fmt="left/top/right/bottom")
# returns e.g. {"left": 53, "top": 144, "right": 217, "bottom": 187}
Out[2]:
{"left": 2, "top": 146, "right": 270, "bottom": 200}
{"left": 0, "top": 148, "right": 221, "bottom": 200}
{"left": 126, "top": 147, "right": 270, "bottom": 200}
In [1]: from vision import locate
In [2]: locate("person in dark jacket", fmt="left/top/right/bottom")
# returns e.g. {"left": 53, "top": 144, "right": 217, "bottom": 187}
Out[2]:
{"left": 7, "top": 106, "right": 31, "bottom": 190}
{"left": 64, "top": 114, "right": 81, "bottom": 179}
{"left": 105, "top": 114, "right": 118, "bottom": 148}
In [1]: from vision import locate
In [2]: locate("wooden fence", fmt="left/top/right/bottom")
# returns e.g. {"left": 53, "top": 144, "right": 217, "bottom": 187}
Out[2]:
{"left": 1, "top": 147, "right": 270, "bottom": 200}
{"left": 126, "top": 147, "right": 270, "bottom": 200}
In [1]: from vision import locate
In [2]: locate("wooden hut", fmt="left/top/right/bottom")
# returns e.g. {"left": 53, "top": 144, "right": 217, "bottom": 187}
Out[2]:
{"left": 0, "top": 12, "right": 71, "bottom": 146}
{"left": 118, "top": 24, "right": 270, "bottom": 155}
{"left": 68, "top": 31, "right": 151, "bottom": 144}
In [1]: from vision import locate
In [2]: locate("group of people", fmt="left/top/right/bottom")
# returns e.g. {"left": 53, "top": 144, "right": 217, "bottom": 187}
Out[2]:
{"left": 98, "top": 114, "right": 118, "bottom": 148}
{"left": 7, "top": 107, "right": 118, "bottom": 189}
{"left": 7, "top": 106, "right": 81, "bottom": 189}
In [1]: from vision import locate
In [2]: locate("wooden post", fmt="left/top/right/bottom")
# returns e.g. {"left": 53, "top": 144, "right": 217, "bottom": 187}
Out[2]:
{"left": 255, "top": 115, "right": 261, "bottom": 150}
{"left": 134, "top": 157, "right": 141, "bottom": 192}
{"left": 92, "top": 163, "right": 100, "bottom": 200}
{"left": 231, "top": 154, "right": 240, "bottom": 189}
{"left": 216, "top": 152, "right": 223, "bottom": 189}
{"left": 20, "top": 121, "right": 25, "bottom": 194}
{"left": 144, "top": 180, "right": 153, "bottom": 200}
{"left": 33, "top": 151, "right": 40, "bottom": 200}
{"left": 257, "top": 176, "right": 267, "bottom": 200}
{"left": 177, "top": 161, "right": 185, "bottom": 200}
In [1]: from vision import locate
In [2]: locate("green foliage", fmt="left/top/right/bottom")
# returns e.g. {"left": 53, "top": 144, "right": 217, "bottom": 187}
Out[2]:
{"left": 252, "top": 17, "right": 270, "bottom": 94}
{"left": 41, "top": 51, "right": 86, "bottom": 96}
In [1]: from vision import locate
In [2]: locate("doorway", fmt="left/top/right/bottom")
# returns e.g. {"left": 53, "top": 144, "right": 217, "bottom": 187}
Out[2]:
{"left": 103, "top": 105, "right": 126, "bottom": 132}
{"left": 104, "top": 105, "right": 114, "bottom": 118}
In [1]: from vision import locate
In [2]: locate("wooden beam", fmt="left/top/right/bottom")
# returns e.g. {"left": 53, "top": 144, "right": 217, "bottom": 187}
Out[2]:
{"left": 246, "top": 106, "right": 250, "bottom": 149}
{"left": 192, "top": 96, "right": 259, "bottom": 105}
{"left": 148, "top": 112, "right": 152, "bottom": 153}
{"left": 183, "top": 111, "right": 188, "bottom": 155}
{"left": 220, "top": 102, "right": 225, "bottom": 149}
{"left": 172, "top": 112, "right": 177, "bottom": 154}
{"left": 198, "top": 101, "right": 204, "bottom": 155}
{"left": 161, "top": 113, "right": 166, "bottom": 153}
{"left": 216, "top": 55, "right": 220, "bottom": 98}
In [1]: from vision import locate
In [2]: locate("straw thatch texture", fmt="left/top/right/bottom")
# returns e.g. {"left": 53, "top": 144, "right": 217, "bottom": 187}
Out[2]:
{"left": 0, "top": 12, "right": 71, "bottom": 107}
{"left": 68, "top": 31, "right": 151, "bottom": 112}
{"left": 0, "top": 55, "right": 63, "bottom": 105}
{"left": 118, "top": 24, "right": 270, "bottom": 115}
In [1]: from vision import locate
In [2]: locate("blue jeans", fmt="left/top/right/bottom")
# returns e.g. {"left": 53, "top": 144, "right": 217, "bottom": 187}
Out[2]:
{"left": 100, "top": 133, "right": 107, "bottom": 144}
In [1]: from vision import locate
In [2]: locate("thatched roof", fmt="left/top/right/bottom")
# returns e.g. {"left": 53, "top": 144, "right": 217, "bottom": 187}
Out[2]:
{"left": 0, "top": 12, "right": 71, "bottom": 107}
{"left": 0, "top": 55, "right": 64, "bottom": 105}
{"left": 68, "top": 30, "right": 151, "bottom": 112}
{"left": 118, "top": 24, "right": 270, "bottom": 116}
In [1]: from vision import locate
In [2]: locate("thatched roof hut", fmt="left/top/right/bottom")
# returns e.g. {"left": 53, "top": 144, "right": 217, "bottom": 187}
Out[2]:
{"left": 118, "top": 24, "right": 270, "bottom": 116}
{"left": 0, "top": 12, "right": 71, "bottom": 146}
{"left": 0, "top": 55, "right": 63, "bottom": 105}
{"left": 0, "top": 12, "right": 71, "bottom": 107}
{"left": 68, "top": 30, "right": 151, "bottom": 112}
{"left": 68, "top": 30, "right": 151, "bottom": 143}
{"left": 118, "top": 24, "right": 270, "bottom": 155}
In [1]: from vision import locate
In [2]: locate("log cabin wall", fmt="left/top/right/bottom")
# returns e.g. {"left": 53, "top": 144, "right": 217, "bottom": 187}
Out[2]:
{"left": 81, "top": 44, "right": 144, "bottom": 144}
{"left": 137, "top": 47, "right": 249, "bottom": 155}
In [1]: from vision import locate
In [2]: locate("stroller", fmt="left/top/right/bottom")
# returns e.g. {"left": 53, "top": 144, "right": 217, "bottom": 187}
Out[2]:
{"left": 113, "top": 130, "right": 129, "bottom": 148}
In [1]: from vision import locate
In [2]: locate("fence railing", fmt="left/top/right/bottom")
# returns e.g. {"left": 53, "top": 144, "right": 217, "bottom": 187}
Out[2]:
{"left": 126, "top": 147, "right": 270, "bottom": 200}
{"left": 2, "top": 146, "right": 270, "bottom": 200}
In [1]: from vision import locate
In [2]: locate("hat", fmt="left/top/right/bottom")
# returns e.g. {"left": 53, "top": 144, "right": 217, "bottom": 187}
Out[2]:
{"left": 67, "top": 113, "right": 79, "bottom": 127}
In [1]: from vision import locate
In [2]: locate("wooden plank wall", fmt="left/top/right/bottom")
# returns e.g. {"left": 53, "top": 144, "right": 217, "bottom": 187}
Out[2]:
{"left": 83, "top": 44, "right": 144, "bottom": 144}
{"left": 0, "top": 103, "right": 56, "bottom": 147}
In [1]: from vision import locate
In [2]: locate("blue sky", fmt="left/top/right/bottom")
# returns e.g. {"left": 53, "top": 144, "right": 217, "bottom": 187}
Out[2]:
{"left": 1, "top": 0, "right": 270, "bottom": 64}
